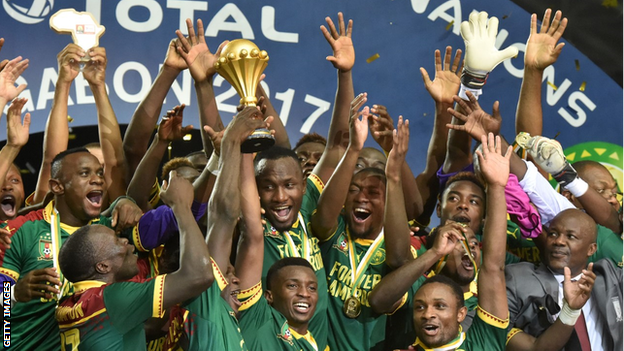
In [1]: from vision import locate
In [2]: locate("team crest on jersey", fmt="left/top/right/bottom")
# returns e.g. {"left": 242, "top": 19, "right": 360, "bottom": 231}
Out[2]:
{"left": 38, "top": 240, "right": 53, "bottom": 260}
{"left": 370, "top": 248, "right": 386, "bottom": 265}
{"left": 277, "top": 321, "right": 294, "bottom": 345}
{"left": 265, "top": 223, "right": 281, "bottom": 238}
{"left": 332, "top": 232, "right": 349, "bottom": 256}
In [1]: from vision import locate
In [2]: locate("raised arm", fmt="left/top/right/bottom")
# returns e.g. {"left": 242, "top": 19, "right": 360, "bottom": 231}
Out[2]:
{"left": 0, "top": 55, "right": 29, "bottom": 112}
{"left": 383, "top": 117, "right": 413, "bottom": 268}
{"left": 176, "top": 19, "right": 227, "bottom": 153}
{"left": 208, "top": 106, "right": 267, "bottom": 271}
{"left": 369, "top": 222, "right": 464, "bottom": 314}
{"left": 256, "top": 82, "right": 290, "bottom": 148}
{"left": 414, "top": 47, "right": 462, "bottom": 224}
{"left": 507, "top": 264, "right": 596, "bottom": 351}
{"left": 83, "top": 47, "right": 126, "bottom": 202}
{"left": 369, "top": 104, "right": 423, "bottom": 222}
{"left": 127, "top": 105, "right": 192, "bottom": 211}
{"left": 313, "top": 12, "right": 355, "bottom": 184}
{"left": 475, "top": 133, "right": 511, "bottom": 320}
{"left": 33, "top": 44, "right": 83, "bottom": 203}
{"left": 160, "top": 170, "right": 213, "bottom": 310}
{"left": 515, "top": 9, "right": 567, "bottom": 136}
{"left": 0, "top": 99, "right": 30, "bottom": 192}
{"left": 123, "top": 39, "right": 186, "bottom": 176}
{"left": 310, "top": 94, "right": 368, "bottom": 241}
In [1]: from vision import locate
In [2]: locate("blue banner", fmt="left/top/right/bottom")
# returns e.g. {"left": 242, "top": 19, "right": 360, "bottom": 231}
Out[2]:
{"left": 1, "top": 0, "right": 621, "bottom": 176}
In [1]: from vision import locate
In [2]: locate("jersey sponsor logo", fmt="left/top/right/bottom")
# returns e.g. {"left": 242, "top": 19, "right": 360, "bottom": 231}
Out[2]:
{"left": 38, "top": 239, "right": 53, "bottom": 260}
{"left": 332, "top": 232, "right": 349, "bottom": 257}
{"left": 277, "top": 321, "right": 294, "bottom": 345}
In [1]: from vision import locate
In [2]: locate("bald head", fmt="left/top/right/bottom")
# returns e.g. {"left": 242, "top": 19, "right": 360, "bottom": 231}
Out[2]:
{"left": 555, "top": 209, "right": 597, "bottom": 242}
{"left": 544, "top": 209, "right": 597, "bottom": 276}
{"left": 571, "top": 160, "right": 620, "bottom": 211}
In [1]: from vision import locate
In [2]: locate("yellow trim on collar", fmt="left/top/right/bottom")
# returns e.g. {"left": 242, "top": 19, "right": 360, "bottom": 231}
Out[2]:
{"left": 72, "top": 280, "right": 106, "bottom": 294}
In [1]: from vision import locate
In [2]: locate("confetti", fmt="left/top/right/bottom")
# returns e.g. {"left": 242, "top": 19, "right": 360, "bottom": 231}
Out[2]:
{"left": 502, "top": 14, "right": 509, "bottom": 19}
{"left": 366, "top": 53, "right": 380, "bottom": 64}
{"left": 547, "top": 81, "right": 558, "bottom": 90}
{"left": 602, "top": 0, "right": 618, "bottom": 8}
{"left": 580, "top": 81, "right": 587, "bottom": 92}
{"left": 553, "top": 131, "right": 560, "bottom": 139}
{"left": 575, "top": 59, "right": 580, "bottom": 71}
{"left": 183, "top": 134, "right": 192, "bottom": 141}
{"left": 67, "top": 115, "right": 74, "bottom": 123}
{"left": 68, "top": 134, "right": 76, "bottom": 140}
{"left": 446, "top": 20, "right": 454, "bottom": 31}
{"left": 19, "top": 169, "right": 29, "bottom": 174}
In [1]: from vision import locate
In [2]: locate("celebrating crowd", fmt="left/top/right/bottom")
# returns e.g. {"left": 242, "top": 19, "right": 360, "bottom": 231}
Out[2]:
{"left": 0, "top": 7, "right": 620, "bottom": 351}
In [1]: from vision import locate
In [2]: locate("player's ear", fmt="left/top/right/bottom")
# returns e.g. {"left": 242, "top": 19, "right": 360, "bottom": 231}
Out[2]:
{"left": 457, "top": 306, "right": 468, "bottom": 323}
{"left": 265, "top": 290, "right": 274, "bottom": 305}
{"left": 49, "top": 178, "right": 64, "bottom": 195}
{"left": 95, "top": 260, "right": 111, "bottom": 275}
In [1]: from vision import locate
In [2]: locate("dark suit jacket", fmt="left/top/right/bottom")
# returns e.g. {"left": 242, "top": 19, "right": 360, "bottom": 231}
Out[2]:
{"left": 506, "top": 259, "right": 622, "bottom": 350}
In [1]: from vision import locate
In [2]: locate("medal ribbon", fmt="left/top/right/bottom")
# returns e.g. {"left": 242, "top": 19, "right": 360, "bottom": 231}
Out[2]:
{"left": 50, "top": 208, "right": 67, "bottom": 301}
{"left": 346, "top": 228, "right": 384, "bottom": 296}
{"left": 282, "top": 213, "right": 311, "bottom": 261}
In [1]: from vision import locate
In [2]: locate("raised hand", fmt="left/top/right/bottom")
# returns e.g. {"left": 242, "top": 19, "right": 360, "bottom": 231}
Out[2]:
{"left": 0, "top": 56, "right": 29, "bottom": 105}
{"left": 6, "top": 97, "right": 30, "bottom": 148}
{"left": 163, "top": 38, "right": 188, "bottom": 71}
{"left": 446, "top": 91, "right": 502, "bottom": 141}
{"left": 161, "top": 170, "right": 194, "bottom": 209}
{"left": 369, "top": 104, "right": 394, "bottom": 153}
{"left": 385, "top": 116, "right": 409, "bottom": 182}
{"left": 0, "top": 38, "right": 8, "bottom": 71}
{"left": 111, "top": 198, "right": 143, "bottom": 233}
{"left": 476, "top": 133, "right": 512, "bottom": 188}
{"left": 82, "top": 47, "right": 107, "bottom": 86}
{"left": 431, "top": 222, "right": 466, "bottom": 257}
{"left": 348, "top": 92, "right": 368, "bottom": 151}
{"left": 223, "top": 106, "right": 272, "bottom": 145}
{"left": 176, "top": 18, "right": 228, "bottom": 82}
{"left": 57, "top": 43, "right": 84, "bottom": 84}
{"left": 420, "top": 46, "right": 462, "bottom": 105}
{"left": 14, "top": 268, "right": 61, "bottom": 302}
{"left": 563, "top": 263, "right": 595, "bottom": 310}
{"left": 321, "top": 12, "right": 355, "bottom": 72}
{"left": 525, "top": 9, "right": 567, "bottom": 71}
{"left": 158, "top": 104, "right": 194, "bottom": 143}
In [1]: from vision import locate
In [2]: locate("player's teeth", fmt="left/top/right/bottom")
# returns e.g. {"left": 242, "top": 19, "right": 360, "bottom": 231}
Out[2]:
{"left": 354, "top": 208, "right": 369, "bottom": 213}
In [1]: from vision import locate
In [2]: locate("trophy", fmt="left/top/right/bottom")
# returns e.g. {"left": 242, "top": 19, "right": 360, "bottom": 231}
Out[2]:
{"left": 214, "top": 39, "right": 275, "bottom": 153}
{"left": 50, "top": 9, "right": 105, "bottom": 71}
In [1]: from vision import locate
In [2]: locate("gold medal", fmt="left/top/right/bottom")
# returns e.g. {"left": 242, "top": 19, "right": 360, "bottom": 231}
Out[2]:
{"left": 343, "top": 296, "right": 361, "bottom": 318}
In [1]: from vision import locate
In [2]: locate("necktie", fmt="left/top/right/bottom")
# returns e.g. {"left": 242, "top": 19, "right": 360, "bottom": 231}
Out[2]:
{"left": 574, "top": 311, "right": 592, "bottom": 351}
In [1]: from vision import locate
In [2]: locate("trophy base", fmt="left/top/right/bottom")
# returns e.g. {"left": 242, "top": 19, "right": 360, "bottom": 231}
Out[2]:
{"left": 241, "top": 128, "right": 275, "bottom": 153}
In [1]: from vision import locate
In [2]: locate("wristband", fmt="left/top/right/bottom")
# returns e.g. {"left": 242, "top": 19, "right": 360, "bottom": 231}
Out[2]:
{"left": 206, "top": 152, "right": 220, "bottom": 176}
{"left": 559, "top": 299, "right": 581, "bottom": 326}
{"left": 564, "top": 177, "right": 589, "bottom": 198}
{"left": 459, "top": 84, "right": 482, "bottom": 101}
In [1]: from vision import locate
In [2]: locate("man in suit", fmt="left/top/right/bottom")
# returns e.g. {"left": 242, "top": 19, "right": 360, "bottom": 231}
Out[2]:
{"left": 506, "top": 208, "right": 622, "bottom": 351}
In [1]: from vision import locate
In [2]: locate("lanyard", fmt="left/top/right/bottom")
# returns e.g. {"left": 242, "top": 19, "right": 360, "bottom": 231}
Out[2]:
{"left": 282, "top": 213, "right": 310, "bottom": 261}
{"left": 346, "top": 228, "right": 384, "bottom": 292}
{"left": 50, "top": 208, "right": 67, "bottom": 301}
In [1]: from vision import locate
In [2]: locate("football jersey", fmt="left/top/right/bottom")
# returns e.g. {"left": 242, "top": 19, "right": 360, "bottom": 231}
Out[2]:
{"left": 56, "top": 275, "right": 166, "bottom": 350}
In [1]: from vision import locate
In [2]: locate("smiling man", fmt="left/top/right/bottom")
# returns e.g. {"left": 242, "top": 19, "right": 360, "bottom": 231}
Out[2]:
{"left": 0, "top": 164, "right": 25, "bottom": 221}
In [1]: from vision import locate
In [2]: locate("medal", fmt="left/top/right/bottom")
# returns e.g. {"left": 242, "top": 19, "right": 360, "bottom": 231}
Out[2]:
{"left": 343, "top": 296, "right": 361, "bottom": 318}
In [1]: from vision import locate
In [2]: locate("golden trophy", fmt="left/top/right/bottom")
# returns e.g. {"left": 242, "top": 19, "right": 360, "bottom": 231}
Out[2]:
{"left": 214, "top": 39, "right": 275, "bottom": 153}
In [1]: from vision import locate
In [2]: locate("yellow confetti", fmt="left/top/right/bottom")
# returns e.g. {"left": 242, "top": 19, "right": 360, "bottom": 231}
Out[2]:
{"left": 575, "top": 59, "right": 580, "bottom": 71}
{"left": 19, "top": 169, "right": 29, "bottom": 174}
{"left": 67, "top": 115, "right": 74, "bottom": 123}
{"left": 68, "top": 134, "right": 76, "bottom": 140}
{"left": 366, "top": 53, "right": 380, "bottom": 64}
{"left": 553, "top": 131, "right": 560, "bottom": 140}
{"left": 547, "top": 81, "right": 558, "bottom": 90}
{"left": 602, "top": 0, "right": 618, "bottom": 8}
{"left": 183, "top": 134, "right": 192, "bottom": 141}
{"left": 580, "top": 81, "right": 587, "bottom": 92}
{"left": 446, "top": 20, "right": 454, "bottom": 31}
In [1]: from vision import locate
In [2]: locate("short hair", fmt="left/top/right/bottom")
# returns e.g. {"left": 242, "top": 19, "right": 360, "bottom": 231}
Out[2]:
{"left": 186, "top": 150, "right": 207, "bottom": 159}
{"left": 354, "top": 167, "right": 387, "bottom": 186}
{"left": 161, "top": 157, "right": 195, "bottom": 180}
{"left": 266, "top": 257, "right": 315, "bottom": 290}
{"left": 50, "top": 147, "right": 91, "bottom": 179}
{"left": 58, "top": 225, "right": 99, "bottom": 283}
{"left": 293, "top": 133, "right": 327, "bottom": 151}
{"left": 254, "top": 146, "right": 301, "bottom": 176}
{"left": 418, "top": 275, "right": 465, "bottom": 308}
{"left": 442, "top": 172, "right": 486, "bottom": 198}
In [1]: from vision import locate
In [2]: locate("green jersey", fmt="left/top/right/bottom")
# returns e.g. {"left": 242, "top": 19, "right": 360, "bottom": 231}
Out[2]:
{"left": 56, "top": 275, "right": 166, "bottom": 350}
{"left": 239, "top": 283, "right": 320, "bottom": 351}
{"left": 0, "top": 201, "right": 112, "bottom": 351}
{"left": 405, "top": 306, "right": 509, "bottom": 351}
{"left": 258, "top": 174, "right": 328, "bottom": 350}
{"left": 321, "top": 215, "right": 404, "bottom": 351}
{"left": 163, "top": 259, "right": 246, "bottom": 351}
{"left": 506, "top": 219, "right": 542, "bottom": 264}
